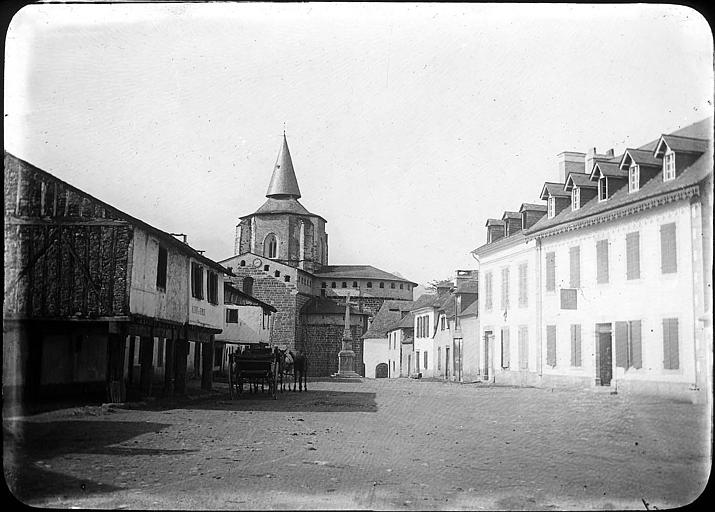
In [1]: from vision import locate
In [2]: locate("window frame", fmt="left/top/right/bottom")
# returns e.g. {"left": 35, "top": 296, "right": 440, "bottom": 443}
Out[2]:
{"left": 156, "top": 245, "right": 168, "bottom": 290}
{"left": 629, "top": 163, "right": 640, "bottom": 192}
{"left": 547, "top": 196, "right": 556, "bottom": 218}
{"left": 663, "top": 149, "right": 676, "bottom": 181}
{"left": 191, "top": 262, "right": 204, "bottom": 300}
{"left": 598, "top": 176, "right": 608, "bottom": 201}
{"left": 571, "top": 187, "right": 580, "bottom": 211}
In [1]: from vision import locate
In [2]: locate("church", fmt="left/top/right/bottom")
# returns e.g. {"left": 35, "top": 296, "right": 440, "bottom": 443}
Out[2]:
{"left": 220, "top": 134, "right": 416, "bottom": 377}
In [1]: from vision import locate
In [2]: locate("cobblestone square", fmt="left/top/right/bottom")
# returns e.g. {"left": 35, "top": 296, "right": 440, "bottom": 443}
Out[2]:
{"left": 4, "top": 379, "right": 710, "bottom": 510}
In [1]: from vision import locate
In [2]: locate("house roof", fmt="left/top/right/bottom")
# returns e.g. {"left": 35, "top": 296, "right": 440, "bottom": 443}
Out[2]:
{"left": 540, "top": 182, "right": 570, "bottom": 199}
{"left": 313, "top": 265, "right": 417, "bottom": 286}
{"left": 472, "top": 230, "right": 526, "bottom": 256}
{"left": 410, "top": 292, "right": 440, "bottom": 310}
{"left": 526, "top": 126, "right": 711, "bottom": 238}
{"left": 362, "top": 300, "right": 414, "bottom": 339}
{"left": 266, "top": 133, "right": 301, "bottom": 199}
{"left": 485, "top": 218, "right": 505, "bottom": 227}
{"left": 224, "top": 283, "right": 277, "bottom": 312}
{"left": 4, "top": 152, "right": 232, "bottom": 276}
{"left": 519, "top": 203, "right": 547, "bottom": 213}
{"left": 501, "top": 211, "right": 521, "bottom": 220}
{"left": 564, "top": 172, "right": 597, "bottom": 190}
{"left": 620, "top": 148, "right": 661, "bottom": 169}
{"left": 654, "top": 134, "right": 711, "bottom": 157}
{"left": 458, "top": 299, "right": 479, "bottom": 317}
{"left": 590, "top": 160, "right": 628, "bottom": 180}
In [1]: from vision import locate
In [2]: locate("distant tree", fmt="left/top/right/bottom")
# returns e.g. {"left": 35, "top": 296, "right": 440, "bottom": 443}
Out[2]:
{"left": 424, "top": 277, "right": 453, "bottom": 293}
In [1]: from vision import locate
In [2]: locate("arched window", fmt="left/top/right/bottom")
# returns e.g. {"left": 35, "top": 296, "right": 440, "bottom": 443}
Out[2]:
{"left": 352, "top": 281, "right": 358, "bottom": 288}
{"left": 264, "top": 234, "right": 278, "bottom": 259}
{"left": 342, "top": 282, "right": 347, "bottom": 288}
{"left": 367, "top": 282, "right": 372, "bottom": 288}
{"left": 379, "top": 282, "right": 385, "bottom": 288}
{"left": 331, "top": 282, "right": 336, "bottom": 288}
{"left": 243, "top": 276, "right": 254, "bottom": 295}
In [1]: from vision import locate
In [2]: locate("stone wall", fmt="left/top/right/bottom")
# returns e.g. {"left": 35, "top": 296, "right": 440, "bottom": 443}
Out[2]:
{"left": 302, "top": 323, "right": 365, "bottom": 377}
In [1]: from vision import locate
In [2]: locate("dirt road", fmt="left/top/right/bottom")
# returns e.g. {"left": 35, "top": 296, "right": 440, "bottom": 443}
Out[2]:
{"left": 3, "top": 379, "right": 710, "bottom": 510}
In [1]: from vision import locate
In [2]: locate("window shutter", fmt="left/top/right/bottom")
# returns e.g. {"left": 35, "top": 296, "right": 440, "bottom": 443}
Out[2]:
{"left": 663, "top": 318, "right": 679, "bottom": 369}
{"left": 501, "top": 327, "right": 510, "bottom": 368}
{"left": 660, "top": 223, "right": 677, "bottom": 274}
{"left": 614, "top": 321, "right": 628, "bottom": 368}
{"left": 519, "top": 325, "right": 529, "bottom": 369}
{"left": 571, "top": 324, "right": 581, "bottom": 367}
{"left": 518, "top": 263, "right": 528, "bottom": 307}
{"left": 626, "top": 232, "right": 640, "bottom": 280}
{"left": 546, "top": 325, "right": 556, "bottom": 367}
{"left": 546, "top": 252, "right": 556, "bottom": 291}
{"left": 569, "top": 246, "right": 580, "bottom": 288}
{"left": 596, "top": 240, "right": 609, "bottom": 284}
{"left": 630, "top": 320, "right": 642, "bottom": 369}
{"left": 485, "top": 272, "right": 493, "bottom": 310}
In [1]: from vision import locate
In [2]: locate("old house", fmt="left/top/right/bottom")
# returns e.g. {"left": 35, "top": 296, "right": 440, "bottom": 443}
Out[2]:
{"left": 386, "top": 311, "right": 415, "bottom": 378}
{"left": 361, "top": 299, "right": 414, "bottom": 378}
{"left": 525, "top": 118, "right": 712, "bottom": 401}
{"left": 221, "top": 134, "right": 416, "bottom": 377}
{"left": 3, "top": 152, "right": 230, "bottom": 405}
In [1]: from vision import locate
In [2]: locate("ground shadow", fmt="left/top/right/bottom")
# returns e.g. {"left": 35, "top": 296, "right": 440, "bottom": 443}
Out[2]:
{"left": 3, "top": 419, "right": 179, "bottom": 503}
{"left": 122, "top": 388, "right": 378, "bottom": 413}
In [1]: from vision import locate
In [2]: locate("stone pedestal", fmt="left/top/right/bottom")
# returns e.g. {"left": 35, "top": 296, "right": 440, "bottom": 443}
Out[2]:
{"left": 332, "top": 293, "right": 362, "bottom": 379}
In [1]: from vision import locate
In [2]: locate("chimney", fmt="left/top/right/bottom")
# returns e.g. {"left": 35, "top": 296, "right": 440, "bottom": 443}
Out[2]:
{"left": 557, "top": 152, "right": 586, "bottom": 182}
{"left": 585, "top": 147, "right": 614, "bottom": 175}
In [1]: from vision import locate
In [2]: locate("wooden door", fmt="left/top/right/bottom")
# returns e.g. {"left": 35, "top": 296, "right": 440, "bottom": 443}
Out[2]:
{"left": 598, "top": 331, "right": 613, "bottom": 386}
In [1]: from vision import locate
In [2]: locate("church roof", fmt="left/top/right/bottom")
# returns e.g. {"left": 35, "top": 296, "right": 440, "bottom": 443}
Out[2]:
{"left": 313, "top": 265, "right": 418, "bottom": 285}
{"left": 241, "top": 197, "right": 326, "bottom": 222}
{"left": 266, "top": 134, "right": 301, "bottom": 199}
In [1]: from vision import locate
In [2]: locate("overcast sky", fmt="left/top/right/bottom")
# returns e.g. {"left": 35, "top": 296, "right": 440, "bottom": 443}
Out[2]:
{"left": 5, "top": 2, "right": 713, "bottom": 287}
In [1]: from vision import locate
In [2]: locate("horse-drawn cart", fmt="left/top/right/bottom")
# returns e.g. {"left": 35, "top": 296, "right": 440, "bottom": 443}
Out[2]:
{"left": 228, "top": 347, "right": 278, "bottom": 400}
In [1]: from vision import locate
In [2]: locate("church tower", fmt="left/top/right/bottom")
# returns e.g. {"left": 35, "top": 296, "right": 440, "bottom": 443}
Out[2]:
{"left": 235, "top": 134, "right": 328, "bottom": 273}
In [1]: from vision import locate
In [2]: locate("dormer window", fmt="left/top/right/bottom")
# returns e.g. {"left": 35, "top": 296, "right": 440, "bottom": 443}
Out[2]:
{"left": 571, "top": 187, "right": 580, "bottom": 211}
{"left": 598, "top": 176, "right": 608, "bottom": 201}
{"left": 663, "top": 149, "right": 675, "bottom": 181}
{"left": 547, "top": 197, "right": 556, "bottom": 218}
{"left": 521, "top": 212, "right": 527, "bottom": 230}
{"left": 629, "top": 164, "right": 640, "bottom": 192}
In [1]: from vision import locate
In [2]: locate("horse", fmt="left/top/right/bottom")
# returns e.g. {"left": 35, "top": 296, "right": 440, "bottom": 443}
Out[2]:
{"left": 289, "top": 350, "right": 308, "bottom": 392}
{"left": 274, "top": 348, "right": 293, "bottom": 393}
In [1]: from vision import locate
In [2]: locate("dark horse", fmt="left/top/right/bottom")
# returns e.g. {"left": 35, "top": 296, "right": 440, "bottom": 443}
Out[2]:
{"left": 289, "top": 350, "right": 308, "bottom": 392}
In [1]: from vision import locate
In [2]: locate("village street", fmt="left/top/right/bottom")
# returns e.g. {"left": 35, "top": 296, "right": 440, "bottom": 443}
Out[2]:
{"left": 4, "top": 379, "right": 710, "bottom": 510}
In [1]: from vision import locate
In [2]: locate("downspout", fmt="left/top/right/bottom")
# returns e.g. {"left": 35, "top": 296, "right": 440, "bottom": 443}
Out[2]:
{"left": 689, "top": 197, "right": 701, "bottom": 393}
{"left": 535, "top": 237, "right": 543, "bottom": 379}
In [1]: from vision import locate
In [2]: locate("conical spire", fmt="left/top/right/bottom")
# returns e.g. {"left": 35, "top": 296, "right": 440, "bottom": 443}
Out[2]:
{"left": 266, "top": 133, "right": 301, "bottom": 199}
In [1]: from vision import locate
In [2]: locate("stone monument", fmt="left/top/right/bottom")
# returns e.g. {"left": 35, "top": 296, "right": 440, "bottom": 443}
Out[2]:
{"left": 333, "top": 291, "right": 362, "bottom": 378}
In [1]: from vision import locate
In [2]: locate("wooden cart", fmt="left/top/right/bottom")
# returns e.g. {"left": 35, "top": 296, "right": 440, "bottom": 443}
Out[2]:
{"left": 228, "top": 347, "right": 278, "bottom": 400}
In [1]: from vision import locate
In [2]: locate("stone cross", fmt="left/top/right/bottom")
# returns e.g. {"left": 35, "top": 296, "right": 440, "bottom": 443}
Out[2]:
{"left": 336, "top": 291, "right": 359, "bottom": 343}
{"left": 334, "top": 290, "right": 361, "bottom": 378}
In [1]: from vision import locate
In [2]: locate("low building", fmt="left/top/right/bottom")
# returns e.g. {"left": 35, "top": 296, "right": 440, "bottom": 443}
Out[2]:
{"left": 361, "top": 299, "right": 414, "bottom": 378}
{"left": 3, "top": 152, "right": 231, "bottom": 405}
{"left": 386, "top": 311, "right": 415, "bottom": 377}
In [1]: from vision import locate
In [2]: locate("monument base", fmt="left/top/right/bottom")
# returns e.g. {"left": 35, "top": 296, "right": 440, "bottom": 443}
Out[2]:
{"left": 333, "top": 348, "right": 362, "bottom": 379}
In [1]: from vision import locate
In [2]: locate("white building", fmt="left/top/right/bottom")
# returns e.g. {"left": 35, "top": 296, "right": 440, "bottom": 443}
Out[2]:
{"left": 525, "top": 118, "right": 712, "bottom": 402}
{"left": 361, "top": 300, "right": 413, "bottom": 378}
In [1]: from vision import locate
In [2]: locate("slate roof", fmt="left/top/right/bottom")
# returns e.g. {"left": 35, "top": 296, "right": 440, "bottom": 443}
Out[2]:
{"left": 458, "top": 299, "right": 479, "bottom": 317}
{"left": 565, "top": 172, "right": 597, "bottom": 190}
{"left": 266, "top": 133, "right": 301, "bottom": 199}
{"left": 362, "top": 300, "right": 414, "bottom": 339}
{"left": 224, "top": 283, "right": 277, "bottom": 312}
{"left": 656, "top": 134, "right": 710, "bottom": 155}
{"left": 526, "top": 123, "right": 712, "bottom": 237}
{"left": 314, "top": 265, "right": 417, "bottom": 285}
{"left": 519, "top": 203, "right": 547, "bottom": 212}
{"left": 244, "top": 197, "right": 326, "bottom": 222}
{"left": 620, "top": 148, "right": 661, "bottom": 168}
{"left": 591, "top": 160, "right": 628, "bottom": 179}
{"left": 485, "top": 218, "right": 505, "bottom": 227}
{"left": 540, "top": 182, "right": 570, "bottom": 199}
{"left": 410, "top": 292, "right": 442, "bottom": 311}
{"left": 502, "top": 211, "right": 521, "bottom": 220}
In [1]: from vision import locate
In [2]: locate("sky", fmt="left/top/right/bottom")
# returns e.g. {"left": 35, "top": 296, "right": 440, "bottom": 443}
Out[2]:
{"left": 5, "top": 2, "right": 713, "bottom": 288}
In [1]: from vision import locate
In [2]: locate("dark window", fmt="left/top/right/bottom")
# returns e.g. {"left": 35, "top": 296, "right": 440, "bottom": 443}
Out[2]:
{"left": 570, "top": 324, "right": 581, "bottom": 367}
{"left": 379, "top": 282, "right": 385, "bottom": 288}
{"left": 662, "top": 318, "right": 679, "bottom": 369}
{"left": 331, "top": 282, "right": 336, "bottom": 288}
{"left": 240, "top": 260, "right": 246, "bottom": 266}
{"left": 264, "top": 234, "right": 277, "bottom": 259}
{"left": 546, "top": 325, "right": 556, "bottom": 367}
{"left": 207, "top": 271, "right": 219, "bottom": 305}
{"left": 596, "top": 239, "right": 609, "bottom": 284}
{"left": 660, "top": 223, "right": 677, "bottom": 274}
{"left": 264, "top": 265, "right": 269, "bottom": 271}
{"left": 156, "top": 246, "right": 168, "bottom": 290}
{"left": 274, "top": 270, "right": 280, "bottom": 277}
{"left": 391, "top": 283, "right": 395, "bottom": 289}
{"left": 440, "top": 316, "right": 445, "bottom": 330}
{"left": 284, "top": 275, "right": 290, "bottom": 282}
{"left": 191, "top": 262, "right": 204, "bottom": 299}
{"left": 424, "top": 351, "right": 428, "bottom": 369}
{"left": 243, "top": 276, "right": 254, "bottom": 295}
{"left": 560, "top": 289, "right": 577, "bottom": 309}
{"left": 616, "top": 320, "right": 643, "bottom": 369}
{"left": 400, "top": 284, "right": 403, "bottom": 290}
{"left": 226, "top": 308, "right": 238, "bottom": 323}
{"left": 569, "top": 246, "right": 580, "bottom": 288}
{"left": 157, "top": 338, "right": 164, "bottom": 367}
{"left": 367, "top": 282, "right": 372, "bottom": 288}
{"left": 321, "top": 282, "right": 327, "bottom": 288}
{"left": 342, "top": 282, "right": 347, "bottom": 288}
{"left": 626, "top": 232, "right": 641, "bottom": 280}
{"left": 353, "top": 281, "right": 358, "bottom": 288}
{"left": 545, "top": 252, "right": 556, "bottom": 291}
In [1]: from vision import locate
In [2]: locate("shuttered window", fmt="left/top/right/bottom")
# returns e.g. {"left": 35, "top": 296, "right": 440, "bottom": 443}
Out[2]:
{"left": 545, "top": 252, "right": 556, "bottom": 292}
{"left": 560, "top": 289, "right": 577, "bottom": 309}
{"left": 156, "top": 246, "right": 168, "bottom": 290}
{"left": 546, "top": 325, "right": 556, "bottom": 367}
{"left": 626, "top": 232, "right": 641, "bottom": 280}
{"left": 660, "top": 223, "right": 677, "bottom": 274}
{"left": 615, "top": 319, "right": 643, "bottom": 369}
{"left": 207, "top": 271, "right": 219, "bottom": 305}
{"left": 501, "top": 327, "right": 510, "bottom": 368}
{"left": 518, "top": 325, "right": 529, "bottom": 370}
{"left": 569, "top": 246, "right": 581, "bottom": 288}
{"left": 518, "top": 263, "right": 528, "bottom": 307}
{"left": 596, "top": 239, "right": 609, "bottom": 284}
{"left": 501, "top": 267, "right": 510, "bottom": 310}
{"left": 484, "top": 272, "right": 493, "bottom": 310}
{"left": 662, "top": 318, "right": 679, "bottom": 370}
{"left": 191, "top": 262, "right": 204, "bottom": 299}
{"left": 570, "top": 324, "right": 581, "bottom": 367}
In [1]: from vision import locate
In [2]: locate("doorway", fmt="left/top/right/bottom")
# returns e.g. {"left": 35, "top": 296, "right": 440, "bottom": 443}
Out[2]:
{"left": 483, "top": 331, "right": 493, "bottom": 380}
{"left": 596, "top": 323, "right": 613, "bottom": 386}
{"left": 445, "top": 347, "right": 450, "bottom": 379}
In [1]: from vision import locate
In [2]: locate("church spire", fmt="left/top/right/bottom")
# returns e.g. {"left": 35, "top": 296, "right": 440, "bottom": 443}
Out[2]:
{"left": 266, "top": 133, "right": 301, "bottom": 199}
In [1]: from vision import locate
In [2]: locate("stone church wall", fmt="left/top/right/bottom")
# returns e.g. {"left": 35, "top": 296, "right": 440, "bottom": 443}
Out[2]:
{"left": 302, "top": 324, "right": 365, "bottom": 377}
